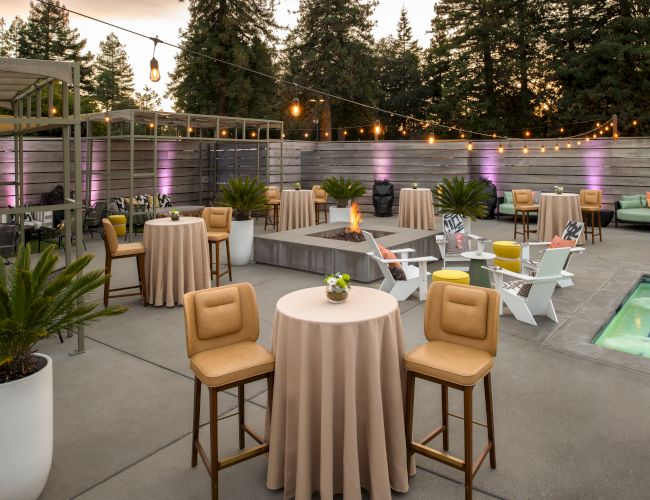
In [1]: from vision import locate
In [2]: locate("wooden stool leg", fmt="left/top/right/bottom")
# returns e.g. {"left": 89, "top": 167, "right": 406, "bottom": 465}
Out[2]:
{"left": 598, "top": 211, "right": 602, "bottom": 241}
{"left": 216, "top": 240, "right": 221, "bottom": 287}
{"left": 225, "top": 239, "right": 232, "bottom": 282}
{"left": 315, "top": 204, "right": 319, "bottom": 225}
{"left": 484, "top": 373, "right": 496, "bottom": 469}
{"left": 513, "top": 211, "right": 518, "bottom": 239}
{"left": 137, "top": 254, "right": 147, "bottom": 306}
{"left": 238, "top": 384, "right": 245, "bottom": 450}
{"left": 442, "top": 384, "right": 449, "bottom": 451}
{"left": 209, "top": 240, "right": 214, "bottom": 279}
{"left": 463, "top": 386, "right": 474, "bottom": 500}
{"left": 104, "top": 254, "right": 112, "bottom": 307}
{"left": 405, "top": 371, "right": 415, "bottom": 465}
{"left": 192, "top": 376, "right": 201, "bottom": 467}
{"left": 264, "top": 206, "right": 269, "bottom": 231}
{"left": 267, "top": 373, "right": 274, "bottom": 421}
{"left": 209, "top": 387, "right": 219, "bottom": 500}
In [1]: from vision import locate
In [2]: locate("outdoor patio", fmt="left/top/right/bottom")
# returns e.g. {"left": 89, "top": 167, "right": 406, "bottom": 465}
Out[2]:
{"left": 36, "top": 215, "right": 650, "bottom": 500}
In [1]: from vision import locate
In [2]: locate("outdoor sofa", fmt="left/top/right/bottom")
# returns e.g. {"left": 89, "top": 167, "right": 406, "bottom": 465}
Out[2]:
{"left": 615, "top": 193, "right": 650, "bottom": 229}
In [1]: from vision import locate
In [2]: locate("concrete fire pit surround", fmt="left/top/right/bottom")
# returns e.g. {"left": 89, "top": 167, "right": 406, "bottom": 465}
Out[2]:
{"left": 254, "top": 222, "right": 439, "bottom": 282}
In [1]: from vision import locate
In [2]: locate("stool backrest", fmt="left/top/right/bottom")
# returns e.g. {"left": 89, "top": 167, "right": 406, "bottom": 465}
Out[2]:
{"left": 102, "top": 218, "right": 119, "bottom": 254}
{"left": 202, "top": 207, "right": 232, "bottom": 233}
{"left": 512, "top": 189, "right": 533, "bottom": 207}
{"left": 312, "top": 185, "right": 327, "bottom": 201}
{"left": 183, "top": 282, "right": 260, "bottom": 358}
{"left": 579, "top": 189, "right": 602, "bottom": 208}
{"left": 266, "top": 186, "right": 281, "bottom": 202}
{"left": 424, "top": 281, "right": 500, "bottom": 356}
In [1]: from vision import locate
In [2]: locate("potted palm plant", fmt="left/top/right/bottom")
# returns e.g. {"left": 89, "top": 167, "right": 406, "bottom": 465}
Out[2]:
{"left": 0, "top": 245, "right": 126, "bottom": 500}
{"left": 321, "top": 176, "right": 366, "bottom": 222}
{"left": 436, "top": 176, "right": 490, "bottom": 234}
{"left": 218, "top": 176, "right": 268, "bottom": 265}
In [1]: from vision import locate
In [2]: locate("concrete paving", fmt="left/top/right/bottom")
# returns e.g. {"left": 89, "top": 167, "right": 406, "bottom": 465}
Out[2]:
{"left": 36, "top": 215, "right": 650, "bottom": 499}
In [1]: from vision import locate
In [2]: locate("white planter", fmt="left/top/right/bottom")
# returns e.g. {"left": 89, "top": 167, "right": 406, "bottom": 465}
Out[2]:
{"left": 230, "top": 219, "right": 254, "bottom": 265}
{"left": 0, "top": 353, "right": 53, "bottom": 500}
{"left": 464, "top": 218, "right": 472, "bottom": 235}
{"left": 329, "top": 206, "right": 351, "bottom": 223}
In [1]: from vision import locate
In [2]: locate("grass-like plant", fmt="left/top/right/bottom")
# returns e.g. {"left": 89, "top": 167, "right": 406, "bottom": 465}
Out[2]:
{"left": 436, "top": 176, "right": 490, "bottom": 220}
{"left": 321, "top": 177, "right": 366, "bottom": 208}
{"left": 0, "top": 245, "right": 126, "bottom": 383}
{"left": 218, "top": 176, "right": 268, "bottom": 220}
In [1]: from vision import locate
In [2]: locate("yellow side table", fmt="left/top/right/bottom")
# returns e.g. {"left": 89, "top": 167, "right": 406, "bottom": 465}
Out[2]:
{"left": 108, "top": 214, "right": 127, "bottom": 237}
{"left": 493, "top": 241, "right": 521, "bottom": 273}
{"left": 432, "top": 269, "right": 470, "bottom": 285}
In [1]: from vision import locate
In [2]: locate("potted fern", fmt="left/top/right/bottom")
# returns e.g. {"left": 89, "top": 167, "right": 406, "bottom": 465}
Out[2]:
{"left": 218, "top": 176, "right": 268, "bottom": 265}
{"left": 436, "top": 176, "right": 490, "bottom": 234}
{"left": 321, "top": 176, "right": 366, "bottom": 222}
{"left": 0, "top": 245, "right": 126, "bottom": 500}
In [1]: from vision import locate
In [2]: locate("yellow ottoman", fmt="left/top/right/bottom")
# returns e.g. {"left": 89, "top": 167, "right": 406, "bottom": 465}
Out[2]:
{"left": 108, "top": 214, "right": 127, "bottom": 237}
{"left": 493, "top": 240, "right": 521, "bottom": 273}
{"left": 432, "top": 269, "right": 470, "bottom": 285}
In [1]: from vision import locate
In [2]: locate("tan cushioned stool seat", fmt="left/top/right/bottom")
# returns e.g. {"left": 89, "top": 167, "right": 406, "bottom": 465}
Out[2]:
{"left": 207, "top": 231, "right": 229, "bottom": 242}
{"left": 405, "top": 340, "right": 494, "bottom": 386}
{"left": 516, "top": 205, "right": 538, "bottom": 211}
{"left": 581, "top": 206, "right": 600, "bottom": 212}
{"left": 432, "top": 270, "right": 470, "bottom": 285}
{"left": 267, "top": 200, "right": 281, "bottom": 205}
{"left": 190, "top": 341, "right": 274, "bottom": 387}
{"left": 112, "top": 242, "right": 145, "bottom": 257}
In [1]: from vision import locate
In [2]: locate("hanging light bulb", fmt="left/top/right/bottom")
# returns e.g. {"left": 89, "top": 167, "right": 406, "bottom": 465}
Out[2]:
{"left": 632, "top": 119, "right": 638, "bottom": 127}
{"left": 596, "top": 122, "right": 601, "bottom": 127}
{"left": 343, "top": 130, "right": 348, "bottom": 136}
{"left": 577, "top": 139, "right": 582, "bottom": 145}
{"left": 188, "top": 127, "right": 193, "bottom": 133}
{"left": 460, "top": 132, "right": 465, "bottom": 139}
{"left": 373, "top": 119, "right": 381, "bottom": 136}
{"left": 324, "top": 131, "right": 329, "bottom": 138}
{"left": 554, "top": 143, "right": 560, "bottom": 151}
{"left": 599, "top": 129, "right": 604, "bottom": 135}
{"left": 428, "top": 134, "right": 435, "bottom": 145}
{"left": 566, "top": 141, "right": 572, "bottom": 148}
{"left": 304, "top": 132, "right": 309, "bottom": 138}
{"left": 290, "top": 97, "right": 301, "bottom": 117}
{"left": 467, "top": 140, "right": 473, "bottom": 151}
{"left": 149, "top": 36, "right": 161, "bottom": 82}
{"left": 585, "top": 137, "right": 590, "bottom": 142}
{"left": 498, "top": 144, "right": 504, "bottom": 154}
{"left": 604, "top": 125, "right": 609, "bottom": 131}
{"left": 149, "top": 122, "right": 154, "bottom": 129}
{"left": 523, "top": 144, "right": 529, "bottom": 154}
{"left": 492, "top": 133, "right": 497, "bottom": 138}
{"left": 560, "top": 127, "right": 564, "bottom": 134}
{"left": 525, "top": 130, "right": 531, "bottom": 138}
{"left": 359, "top": 128, "right": 364, "bottom": 134}
{"left": 104, "top": 114, "right": 110, "bottom": 123}
{"left": 251, "top": 131, "right": 256, "bottom": 138}
{"left": 51, "top": 107, "right": 57, "bottom": 115}
{"left": 613, "top": 132, "right": 619, "bottom": 139}
{"left": 540, "top": 144, "right": 546, "bottom": 153}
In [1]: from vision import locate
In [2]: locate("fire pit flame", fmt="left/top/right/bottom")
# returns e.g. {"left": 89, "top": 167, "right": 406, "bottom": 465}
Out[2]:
{"left": 346, "top": 202, "right": 363, "bottom": 234}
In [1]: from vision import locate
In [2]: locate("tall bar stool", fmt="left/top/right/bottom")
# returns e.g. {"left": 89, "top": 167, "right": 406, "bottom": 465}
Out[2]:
{"left": 264, "top": 186, "right": 281, "bottom": 231}
{"left": 202, "top": 207, "right": 232, "bottom": 286}
{"left": 101, "top": 218, "right": 146, "bottom": 306}
{"left": 405, "top": 281, "right": 500, "bottom": 500}
{"left": 512, "top": 189, "right": 538, "bottom": 242}
{"left": 579, "top": 189, "right": 602, "bottom": 244}
{"left": 184, "top": 283, "right": 275, "bottom": 500}
{"left": 312, "top": 184, "right": 328, "bottom": 224}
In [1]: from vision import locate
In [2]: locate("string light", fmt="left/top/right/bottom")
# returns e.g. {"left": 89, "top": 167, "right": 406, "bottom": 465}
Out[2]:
{"left": 304, "top": 132, "right": 309, "bottom": 138}
{"left": 492, "top": 133, "right": 497, "bottom": 138}
{"left": 498, "top": 144, "right": 504, "bottom": 154}
{"left": 149, "top": 122, "right": 154, "bottom": 128}
{"left": 554, "top": 143, "right": 560, "bottom": 151}
{"left": 560, "top": 127, "right": 564, "bottom": 134}
{"left": 290, "top": 97, "right": 301, "bottom": 117}
{"left": 577, "top": 139, "right": 582, "bottom": 145}
{"left": 467, "top": 140, "right": 473, "bottom": 151}
{"left": 149, "top": 36, "right": 161, "bottom": 82}
{"left": 51, "top": 107, "right": 57, "bottom": 115}
{"left": 250, "top": 131, "right": 256, "bottom": 138}
{"left": 566, "top": 141, "right": 572, "bottom": 148}
{"left": 540, "top": 144, "right": 546, "bottom": 153}
{"left": 359, "top": 128, "right": 364, "bottom": 134}
{"left": 324, "top": 131, "right": 329, "bottom": 137}
{"left": 632, "top": 119, "right": 638, "bottom": 127}
{"left": 605, "top": 125, "right": 609, "bottom": 131}
{"left": 460, "top": 132, "right": 465, "bottom": 139}
{"left": 104, "top": 115, "right": 110, "bottom": 122}
{"left": 428, "top": 134, "right": 435, "bottom": 145}
{"left": 523, "top": 144, "right": 528, "bottom": 154}
{"left": 373, "top": 119, "right": 381, "bottom": 136}
{"left": 585, "top": 137, "right": 590, "bottom": 142}
{"left": 343, "top": 130, "right": 348, "bottom": 136}
{"left": 596, "top": 122, "right": 601, "bottom": 127}
{"left": 525, "top": 130, "right": 531, "bottom": 138}
{"left": 613, "top": 132, "right": 619, "bottom": 139}
{"left": 188, "top": 127, "right": 193, "bottom": 133}
{"left": 221, "top": 130, "right": 228, "bottom": 136}
{"left": 599, "top": 130, "right": 604, "bottom": 135}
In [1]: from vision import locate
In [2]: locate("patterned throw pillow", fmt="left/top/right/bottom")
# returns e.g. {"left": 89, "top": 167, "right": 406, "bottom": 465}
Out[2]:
{"left": 377, "top": 244, "right": 402, "bottom": 270}
{"left": 442, "top": 213, "right": 465, "bottom": 234}
{"left": 444, "top": 232, "right": 468, "bottom": 255}
{"left": 133, "top": 194, "right": 149, "bottom": 209}
{"left": 502, "top": 271, "right": 536, "bottom": 298}
{"left": 158, "top": 193, "right": 173, "bottom": 208}
{"left": 549, "top": 235, "right": 577, "bottom": 249}
{"left": 561, "top": 220, "right": 584, "bottom": 241}
{"left": 110, "top": 197, "right": 126, "bottom": 212}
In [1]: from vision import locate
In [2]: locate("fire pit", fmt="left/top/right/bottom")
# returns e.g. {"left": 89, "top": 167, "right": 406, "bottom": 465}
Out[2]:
{"left": 317, "top": 203, "right": 392, "bottom": 242}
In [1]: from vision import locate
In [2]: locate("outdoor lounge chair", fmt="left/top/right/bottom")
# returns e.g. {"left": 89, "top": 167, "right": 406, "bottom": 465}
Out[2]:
{"left": 521, "top": 219, "right": 585, "bottom": 288}
{"left": 485, "top": 246, "right": 572, "bottom": 326}
{"left": 435, "top": 213, "right": 483, "bottom": 271}
{"left": 364, "top": 229, "right": 437, "bottom": 301}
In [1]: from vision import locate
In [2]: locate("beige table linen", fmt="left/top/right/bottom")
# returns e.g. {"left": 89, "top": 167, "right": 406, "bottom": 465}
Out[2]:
{"left": 279, "top": 190, "right": 316, "bottom": 231}
{"left": 537, "top": 193, "right": 585, "bottom": 244}
{"left": 267, "top": 286, "right": 410, "bottom": 500}
{"left": 398, "top": 188, "right": 435, "bottom": 230}
{"left": 143, "top": 217, "right": 211, "bottom": 307}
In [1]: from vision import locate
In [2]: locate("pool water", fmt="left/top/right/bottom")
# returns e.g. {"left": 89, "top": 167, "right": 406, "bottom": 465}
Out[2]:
{"left": 593, "top": 276, "right": 650, "bottom": 358}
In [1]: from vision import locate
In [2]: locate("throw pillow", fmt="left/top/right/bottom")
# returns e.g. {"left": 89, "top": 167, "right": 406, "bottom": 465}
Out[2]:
{"left": 503, "top": 191, "right": 513, "bottom": 204}
{"left": 389, "top": 266, "right": 407, "bottom": 281}
{"left": 646, "top": 192, "right": 650, "bottom": 206}
{"left": 619, "top": 199, "right": 642, "bottom": 209}
{"left": 533, "top": 190, "right": 542, "bottom": 204}
{"left": 158, "top": 193, "right": 173, "bottom": 208}
{"left": 444, "top": 232, "right": 469, "bottom": 255}
{"left": 549, "top": 235, "right": 577, "bottom": 248}
{"left": 377, "top": 244, "right": 402, "bottom": 270}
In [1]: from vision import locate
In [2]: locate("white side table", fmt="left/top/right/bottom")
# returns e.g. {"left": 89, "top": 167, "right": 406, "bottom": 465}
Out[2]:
{"left": 461, "top": 251, "right": 496, "bottom": 288}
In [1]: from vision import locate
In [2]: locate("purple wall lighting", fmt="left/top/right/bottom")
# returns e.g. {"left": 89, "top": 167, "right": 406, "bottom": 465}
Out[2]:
{"left": 474, "top": 144, "right": 500, "bottom": 188}
{"left": 581, "top": 142, "right": 606, "bottom": 190}
{"left": 371, "top": 143, "right": 394, "bottom": 180}
{"left": 156, "top": 141, "right": 178, "bottom": 195}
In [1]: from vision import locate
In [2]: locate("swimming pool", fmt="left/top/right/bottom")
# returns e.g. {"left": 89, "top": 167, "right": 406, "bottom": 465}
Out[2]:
{"left": 593, "top": 276, "right": 650, "bottom": 358}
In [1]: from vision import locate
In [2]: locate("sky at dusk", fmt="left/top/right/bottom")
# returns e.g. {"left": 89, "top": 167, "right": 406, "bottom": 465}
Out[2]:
{"left": 3, "top": 1, "right": 437, "bottom": 109}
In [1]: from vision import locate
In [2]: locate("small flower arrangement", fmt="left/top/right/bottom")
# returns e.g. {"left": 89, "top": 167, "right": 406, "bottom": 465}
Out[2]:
{"left": 411, "top": 182, "right": 418, "bottom": 189}
{"left": 554, "top": 185, "right": 564, "bottom": 195}
{"left": 294, "top": 181, "right": 301, "bottom": 190}
{"left": 323, "top": 272, "right": 351, "bottom": 304}
{"left": 169, "top": 208, "right": 180, "bottom": 220}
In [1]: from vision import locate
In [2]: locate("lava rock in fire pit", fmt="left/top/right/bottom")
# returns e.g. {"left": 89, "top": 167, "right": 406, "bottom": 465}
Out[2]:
{"left": 327, "top": 230, "right": 366, "bottom": 243}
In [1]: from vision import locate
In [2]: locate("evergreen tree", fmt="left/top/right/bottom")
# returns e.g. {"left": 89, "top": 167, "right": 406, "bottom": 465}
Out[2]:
{"left": 168, "top": 0, "right": 279, "bottom": 117}
{"left": 0, "top": 17, "right": 24, "bottom": 58}
{"left": 93, "top": 33, "right": 135, "bottom": 111}
{"left": 134, "top": 85, "right": 163, "bottom": 111}
{"left": 285, "top": 0, "right": 379, "bottom": 140}
{"left": 376, "top": 8, "right": 425, "bottom": 138}
{"left": 17, "top": 1, "right": 94, "bottom": 93}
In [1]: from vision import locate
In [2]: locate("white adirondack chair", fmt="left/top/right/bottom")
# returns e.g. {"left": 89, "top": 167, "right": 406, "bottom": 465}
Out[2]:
{"left": 484, "top": 247, "right": 572, "bottom": 326}
{"left": 522, "top": 219, "right": 585, "bottom": 288}
{"left": 435, "top": 213, "right": 483, "bottom": 270}
{"left": 364, "top": 230, "right": 438, "bottom": 301}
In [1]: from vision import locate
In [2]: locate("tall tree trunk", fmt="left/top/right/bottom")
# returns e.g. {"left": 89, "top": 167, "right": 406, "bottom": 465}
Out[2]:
{"left": 321, "top": 99, "right": 332, "bottom": 141}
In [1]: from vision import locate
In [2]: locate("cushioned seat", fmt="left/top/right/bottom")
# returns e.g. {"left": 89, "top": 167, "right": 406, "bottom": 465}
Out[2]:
{"left": 207, "top": 231, "right": 229, "bottom": 242}
{"left": 108, "top": 214, "right": 127, "bottom": 236}
{"left": 406, "top": 340, "right": 494, "bottom": 386}
{"left": 191, "top": 341, "right": 275, "bottom": 387}
{"left": 493, "top": 240, "right": 521, "bottom": 273}
{"left": 616, "top": 208, "right": 650, "bottom": 223}
{"left": 111, "top": 242, "right": 145, "bottom": 257}
{"left": 432, "top": 269, "right": 470, "bottom": 285}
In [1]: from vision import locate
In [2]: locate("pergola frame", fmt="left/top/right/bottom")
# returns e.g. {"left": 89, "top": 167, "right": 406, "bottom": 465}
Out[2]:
{"left": 0, "top": 57, "right": 85, "bottom": 354}
{"left": 82, "top": 110, "right": 285, "bottom": 240}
